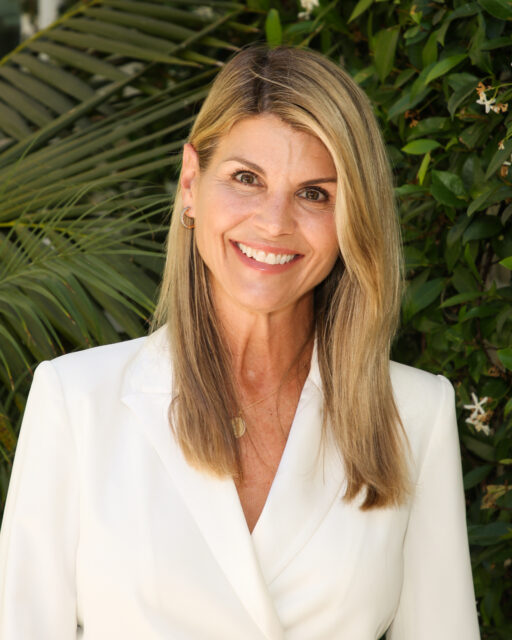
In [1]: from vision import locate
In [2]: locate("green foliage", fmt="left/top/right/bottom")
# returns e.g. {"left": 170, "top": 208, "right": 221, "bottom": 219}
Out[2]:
{"left": 262, "top": 1, "right": 510, "bottom": 635}
{"left": 0, "top": 0, "right": 250, "bottom": 503}
{"left": 0, "top": 0, "right": 511, "bottom": 635}
{"left": 265, "top": 8, "right": 283, "bottom": 45}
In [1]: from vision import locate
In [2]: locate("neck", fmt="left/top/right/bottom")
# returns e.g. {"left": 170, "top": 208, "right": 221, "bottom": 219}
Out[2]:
{"left": 213, "top": 293, "right": 315, "bottom": 394}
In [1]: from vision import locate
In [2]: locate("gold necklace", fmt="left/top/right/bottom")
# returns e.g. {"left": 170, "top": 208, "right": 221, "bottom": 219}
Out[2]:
{"left": 231, "top": 359, "right": 310, "bottom": 438}
{"left": 231, "top": 385, "right": 281, "bottom": 438}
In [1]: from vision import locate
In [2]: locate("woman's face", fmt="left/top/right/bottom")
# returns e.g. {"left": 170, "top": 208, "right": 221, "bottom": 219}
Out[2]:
{"left": 181, "top": 114, "right": 340, "bottom": 319}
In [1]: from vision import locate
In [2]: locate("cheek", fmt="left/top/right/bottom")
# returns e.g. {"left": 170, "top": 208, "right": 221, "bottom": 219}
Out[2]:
{"left": 303, "top": 214, "right": 339, "bottom": 260}
{"left": 193, "top": 194, "right": 245, "bottom": 263}
{"left": 197, "top": 185, "right": 255, "bottom": 229}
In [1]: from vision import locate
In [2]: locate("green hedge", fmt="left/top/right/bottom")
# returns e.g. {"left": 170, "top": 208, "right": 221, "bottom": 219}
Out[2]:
{"left": 261, "top": 0, "right": 511, "bottom": 634}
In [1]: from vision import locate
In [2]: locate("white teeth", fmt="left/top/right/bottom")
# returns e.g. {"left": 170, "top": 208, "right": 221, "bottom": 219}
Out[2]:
{"left": 236, "top": 242, "right": 296, "bottom": 265}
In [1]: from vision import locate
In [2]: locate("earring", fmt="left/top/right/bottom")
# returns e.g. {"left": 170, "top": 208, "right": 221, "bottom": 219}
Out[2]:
{"left": 180, "top": 206, "right": 195, "bottom": 229}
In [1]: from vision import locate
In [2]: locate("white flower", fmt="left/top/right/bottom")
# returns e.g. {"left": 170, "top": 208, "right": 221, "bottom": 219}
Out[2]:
{"left": 466, "top": 414, "right": 491, "bottom": 436}
{"left": 464, "top": 392, "right": 488, "bottom": 416}
{"left": 464, "top": 393, "right": 491, "bottom": 435}
{"left": 476, "top": 94, "right": 497, "bottom": 114}
{"left": 298, "top": 0, "right": 319, "bottom": 19}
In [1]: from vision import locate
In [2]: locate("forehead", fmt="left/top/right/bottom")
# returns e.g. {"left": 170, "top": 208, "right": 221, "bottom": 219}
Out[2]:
{"left": 210, "top": 114, "right": 335, "bottom": 174}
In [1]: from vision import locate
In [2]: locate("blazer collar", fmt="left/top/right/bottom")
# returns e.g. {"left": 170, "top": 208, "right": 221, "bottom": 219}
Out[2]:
{"left": 121, "top": 326, "right": 344, "bottom": 638}
{"left": 121, "top": 324, "right": 323, "bottom": 395}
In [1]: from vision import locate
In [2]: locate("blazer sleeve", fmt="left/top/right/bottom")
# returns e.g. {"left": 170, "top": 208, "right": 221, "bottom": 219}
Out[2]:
{"left": 387, "top": 375, "right": 481, "bottom": 640}
{"left": 0, "top": 360, "right": 79, "bottom": 639}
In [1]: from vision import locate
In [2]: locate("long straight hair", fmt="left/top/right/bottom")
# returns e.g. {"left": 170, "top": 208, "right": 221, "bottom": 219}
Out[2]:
{"left": 153, "top": 45, "right": 412, "bottom": 509}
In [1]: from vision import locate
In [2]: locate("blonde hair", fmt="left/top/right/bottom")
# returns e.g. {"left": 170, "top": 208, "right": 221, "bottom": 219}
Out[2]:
{"left": 153, "top": 45, "right": 412, "bottom": 509}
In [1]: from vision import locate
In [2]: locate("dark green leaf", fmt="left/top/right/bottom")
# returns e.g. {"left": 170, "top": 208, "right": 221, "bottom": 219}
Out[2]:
{"left": 463, "top": 217, "right": 502, "bottom": 243}
{"left": 403, "top": 246, "right": 427, "bottom": 269}
{"left": 481, "top": 36, "right": 512, "bottom": 50}
{"left": 467, "top": 186, "right": 512, "bottom": 217}
{"left": 437, "top": 3, "right": 481, "bottom": 47}
{"left": 485, "top": 139, "right": 512, "bottom": 180}
{"left": 446, "top": 71, "right": 479, "bottom": 92}
{"left": 406, "top": 117, "right": 450, "bottom": 140}
{"left": 403, "top": 277, "right": 444, "bottom": 321}
{"left": 401, "top": 139, "right": 441, "bottom": 154}
{"left": 447, "top": 80, "right": 478, "bottom": 117}
{"left": 421, "top": 31, "right": 439, "bottom": 68}
{"left": 440, "top": 291, "right": 483, "bottom": 307}
{"left": 451, "top": 265, "right": 479, "bottom": 293}
{"left": 446, "top": 214, "right": 471, "bottom": 246}
{"left": 353, "top": 65, "right": 376, "bottom": 85}
{"left": 431, "top": 170, "right": 467, "bottom": 208}
{"left": 417, "top": 152, "right": 431, "bottom": 186}
{"left": 348, "top": 0, "right": 374, "bottom": 23}
{"left": 459, "top": 119, "right": 499, "bottom": 150}
{"left": 393, "top": 68, "right": 415, "bottom": 88}
{"left": 464, "top": 464, "right": 492, "bottom": 489}
{"left": 468, "top": 522, "right": 512, "bottom": 545}
{"left": 478, "top": 0, "right": 512, "bottom": 20}
{"left": 265, "top": 9, "right": 282, "bottom": 47}
{"left": 387, "top": 87, "right": 432, "bottom": 119}
{"left": 424, "top": 54, "right": 467, "bottom": 84}
{"left": 497, "top": 348, "right": 512, "bottom": 371}
{"left": 462, "top": 436, "right": 496, "bottom": 462}
{"left": 373, "top": 26, "right": 400, "bottom": 82}
{"left": 395, "top": 184, "right": 428, "bottom": 197}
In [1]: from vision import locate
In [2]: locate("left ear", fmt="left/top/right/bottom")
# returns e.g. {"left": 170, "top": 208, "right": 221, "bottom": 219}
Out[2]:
{"left": 180, "top": 143, "right": 200, "bottom": 214}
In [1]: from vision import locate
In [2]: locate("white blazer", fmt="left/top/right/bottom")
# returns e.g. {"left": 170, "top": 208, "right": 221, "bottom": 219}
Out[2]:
{"left": 0, "top": 326, "right": 480, "bottom": 639}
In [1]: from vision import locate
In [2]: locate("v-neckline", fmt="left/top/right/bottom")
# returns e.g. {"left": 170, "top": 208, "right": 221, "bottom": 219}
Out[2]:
{"left": 122, "top": 328, "right": 344, "bottom": 624}
{"left": 245, "top": 371, "right": 318, "bottom": 538}
{"left": 246, "top": 369, "right": 344, "bottom": 587}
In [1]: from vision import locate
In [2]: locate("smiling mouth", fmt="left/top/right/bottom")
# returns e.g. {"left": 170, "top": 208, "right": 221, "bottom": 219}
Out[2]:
{"left": 235, "top": 241, "right": 299, "bottom": 265}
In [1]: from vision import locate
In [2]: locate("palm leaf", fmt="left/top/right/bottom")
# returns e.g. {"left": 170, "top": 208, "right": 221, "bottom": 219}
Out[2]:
{"left": 0, "top": 0, "right": 261, "bottom": 511}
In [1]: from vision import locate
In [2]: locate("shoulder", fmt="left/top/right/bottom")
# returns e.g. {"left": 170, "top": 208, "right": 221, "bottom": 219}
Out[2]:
{"left": 389, "top": 361, "right": 456, "bottom": 470}
{"left": 390, "top": 360, "right": 454, "bottom": 407}
{"left": 46, "top": 335, "right": 147, "bottom": 387}
{"left": 33, "top": 328, "right": 171, "bottom": 401}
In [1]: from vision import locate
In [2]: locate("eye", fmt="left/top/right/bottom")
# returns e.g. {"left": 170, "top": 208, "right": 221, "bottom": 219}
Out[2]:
{"left": 232, "top": 170, "right": 258, "bottom": 185}
{"left": 298, "top": 187, "right": 329, "bottom": 202}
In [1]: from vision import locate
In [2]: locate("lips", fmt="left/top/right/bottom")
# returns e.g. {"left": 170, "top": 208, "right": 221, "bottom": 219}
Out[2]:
{"left": 230, "top": 240, "right": 302, "bottom": 272}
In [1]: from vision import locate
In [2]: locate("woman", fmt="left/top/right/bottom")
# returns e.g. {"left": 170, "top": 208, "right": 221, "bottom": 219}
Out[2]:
{"left": 0, "top": 46, "right": 480, "bottom": 639}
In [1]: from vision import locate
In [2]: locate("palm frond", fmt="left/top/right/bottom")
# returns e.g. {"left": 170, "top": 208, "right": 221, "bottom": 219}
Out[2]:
{"left": 0, "top": 1, "right": 262, "bottom": 509}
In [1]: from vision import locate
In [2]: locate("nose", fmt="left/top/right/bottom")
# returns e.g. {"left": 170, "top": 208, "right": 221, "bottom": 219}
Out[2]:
{"left": 252, "top": 192, "right": 295, "bottom": 236}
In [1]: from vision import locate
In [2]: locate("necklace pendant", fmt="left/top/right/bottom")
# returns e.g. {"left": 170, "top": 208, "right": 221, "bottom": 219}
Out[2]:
{"left": 231, "top": 416, "right": 246, "bottom": 438}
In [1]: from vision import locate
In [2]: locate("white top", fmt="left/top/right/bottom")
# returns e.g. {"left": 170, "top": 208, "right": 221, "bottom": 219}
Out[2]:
{"left": 0, "top": 326, "right": 480, "bottom": 639}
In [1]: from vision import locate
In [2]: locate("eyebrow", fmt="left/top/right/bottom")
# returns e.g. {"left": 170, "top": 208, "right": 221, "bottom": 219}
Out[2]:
{"left": 223, "top": 156, "right": 337, "bottom": 187}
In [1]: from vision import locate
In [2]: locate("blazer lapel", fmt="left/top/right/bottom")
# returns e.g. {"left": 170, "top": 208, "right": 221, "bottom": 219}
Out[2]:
{"left": 120, "top": 327, "right": 284, "bottom": 640}
{"left": 250, "top": 345, "right": 346, "bottom": 586}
